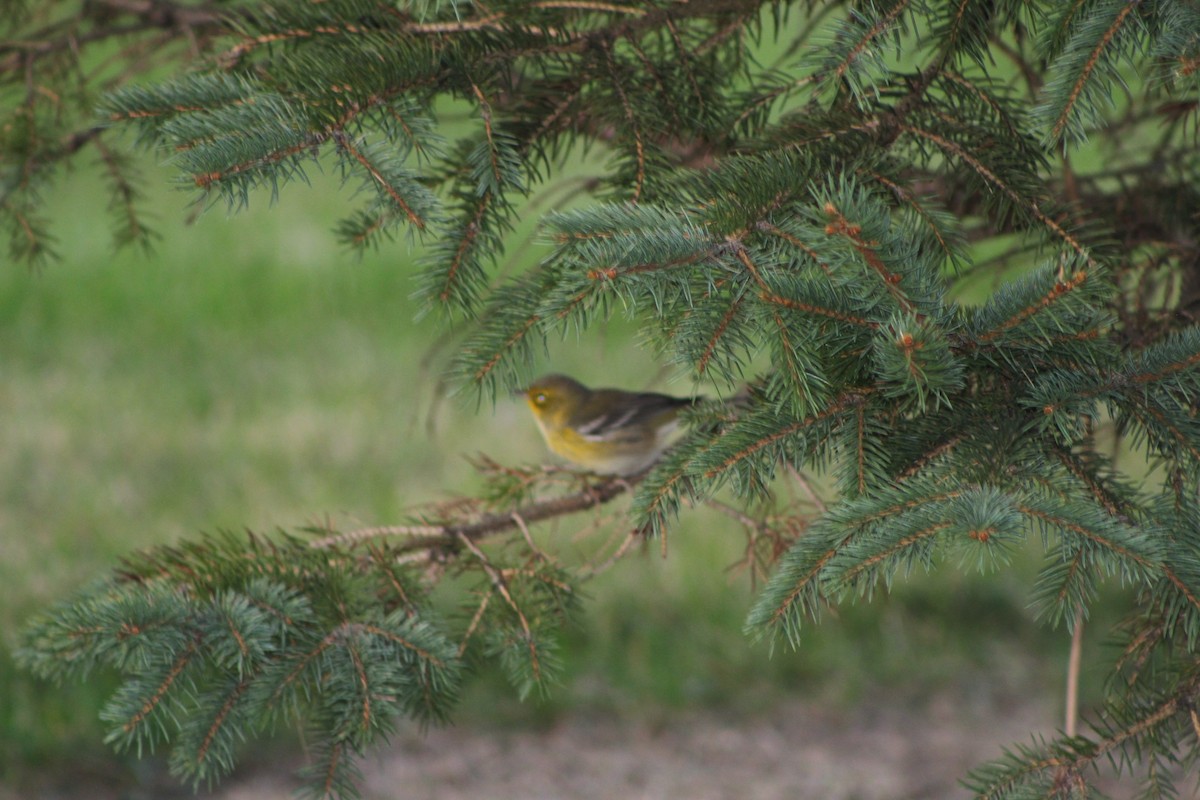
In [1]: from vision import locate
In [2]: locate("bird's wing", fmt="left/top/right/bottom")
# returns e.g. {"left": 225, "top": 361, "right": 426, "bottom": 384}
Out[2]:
{"left": 572, "top": 392, "right": 692, "bottom": 442}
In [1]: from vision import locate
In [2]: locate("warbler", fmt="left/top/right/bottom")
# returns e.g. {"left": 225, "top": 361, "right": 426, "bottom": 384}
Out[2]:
{"left": 521, "top": 374, "right": 697, "bottom": 475}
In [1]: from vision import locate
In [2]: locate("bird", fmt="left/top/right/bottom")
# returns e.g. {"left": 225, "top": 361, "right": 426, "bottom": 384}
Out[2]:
{"left": 521, "top": 373, "right": 698, "bottom": 475}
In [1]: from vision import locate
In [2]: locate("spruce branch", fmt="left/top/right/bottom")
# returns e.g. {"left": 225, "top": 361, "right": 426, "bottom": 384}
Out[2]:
{"left": 899, "top": 122, "right": 1094, "bottom": 261}
{"left": 978, "top": 266, "right": 1092, "bottom": 343}
{"left": 332, "top": 131, "right": 430, "bottom": 230}
{"left": 755, "top": 289, "right": 878, "bottom": 328}
{"left": 969, "top": 676, "right": 1200, "bottom": 798}
{"left": 702, "top": 389, "right": 871, "bottom": 479}
{"left": 1037, "top": 0, "right": 1147, "bottom": 145}
{"left": 816, "top": 0, "right": 911, "bottom": 104}
{"left": 15, "top": 1, "right": 1200, "bottom": 797}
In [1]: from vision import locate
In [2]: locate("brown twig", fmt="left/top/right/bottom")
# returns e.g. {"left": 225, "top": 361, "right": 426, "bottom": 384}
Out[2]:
{"left": 310, "top": 474, "right": 639, "bottom": 551}
{"left": 785, "top": 463, "right": 827, "bottom": 513}
{"left": 577, "top": 529, "right": 640, "bottom": 579}
{"left": 1066, "top": 607, "right": 1083, "bottom": 737}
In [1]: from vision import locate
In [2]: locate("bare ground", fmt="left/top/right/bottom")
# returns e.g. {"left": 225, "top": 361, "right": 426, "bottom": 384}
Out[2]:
{"left": 16, "top": 684, "right": 1167, "bottom": 799}
{"left": 210, "top": 693, "right": 1057, "bottom": 800}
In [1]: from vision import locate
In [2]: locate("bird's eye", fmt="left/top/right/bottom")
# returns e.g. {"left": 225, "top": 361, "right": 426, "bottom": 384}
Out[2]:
{"left": 534, "top": 392, "right": 547, "bottom": 405}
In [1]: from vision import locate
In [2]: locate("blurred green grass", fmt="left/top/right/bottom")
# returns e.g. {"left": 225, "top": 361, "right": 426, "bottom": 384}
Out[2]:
{"left": 0, "top": 158, "right": 1130, "bottom": 794}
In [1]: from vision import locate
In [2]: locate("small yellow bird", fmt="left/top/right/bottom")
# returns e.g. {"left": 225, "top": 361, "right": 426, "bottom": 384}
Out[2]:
{"left": 521, "top": 374, "right": 697, "bottom": 475}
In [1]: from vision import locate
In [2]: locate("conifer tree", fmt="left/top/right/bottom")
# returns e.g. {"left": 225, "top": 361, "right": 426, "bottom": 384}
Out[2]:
{"left": 7, "top": 0, "right": 1200, "bottom": 797}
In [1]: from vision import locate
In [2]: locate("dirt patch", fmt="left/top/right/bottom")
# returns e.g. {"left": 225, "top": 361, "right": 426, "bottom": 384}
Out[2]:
{"left": 15, "top": 687, "right": 1165, "bottom": 800}
{"left": 213, "top": 694, "right": 1057, "bottom": 800}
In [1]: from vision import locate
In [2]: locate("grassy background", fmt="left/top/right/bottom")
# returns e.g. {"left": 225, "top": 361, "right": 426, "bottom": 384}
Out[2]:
{"left": 0, "top": 157, "right": 1129, "bottom": 794}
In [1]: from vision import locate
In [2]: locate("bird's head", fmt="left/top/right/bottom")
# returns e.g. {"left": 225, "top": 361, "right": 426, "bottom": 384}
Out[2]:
{"left": 523, "top": 374, "right": 588, "bottom": 422}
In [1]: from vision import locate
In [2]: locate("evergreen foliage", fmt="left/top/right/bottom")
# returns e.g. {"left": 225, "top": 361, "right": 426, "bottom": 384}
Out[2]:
{"left": 6, "top": 0, "right": 1200, "bottom": 796}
